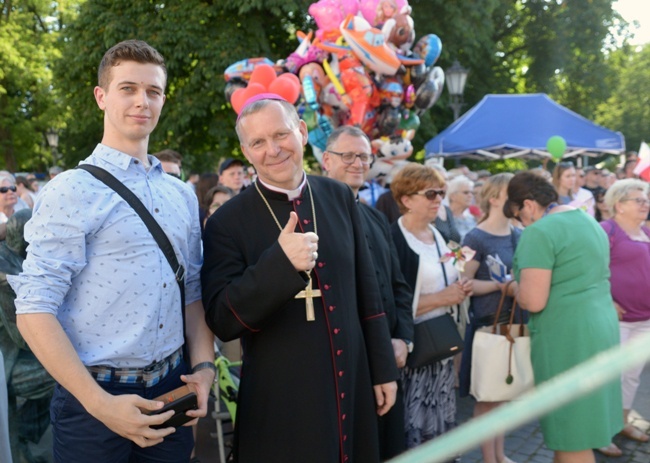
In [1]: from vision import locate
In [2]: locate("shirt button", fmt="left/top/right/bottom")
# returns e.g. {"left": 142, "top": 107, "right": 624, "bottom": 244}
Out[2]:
{"left": 154, "top": 208, "right": 160, "bottom": 213}
{"left": 134, "top": 160, "right": 139, "bottom": 164}
{"left": 328, "top": 306, "right": 335, "bottom": 312}
{"left": 159, "top": 324, "right": 163, "bottom": 329}
{"left": 163, "top": 283, "right": 167, "bottom": 288}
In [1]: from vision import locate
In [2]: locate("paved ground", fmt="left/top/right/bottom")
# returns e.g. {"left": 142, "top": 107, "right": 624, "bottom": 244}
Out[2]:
{"left": 195, "top": 364, "right": 650, "bottom": 463}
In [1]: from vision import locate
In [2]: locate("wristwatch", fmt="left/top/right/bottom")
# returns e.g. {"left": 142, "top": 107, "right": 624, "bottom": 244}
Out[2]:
{"left": 403, "top": 339, "right": 414, "bottom": 354}
{"left": 192, "top": 361, "right": 217, "bottom": 375}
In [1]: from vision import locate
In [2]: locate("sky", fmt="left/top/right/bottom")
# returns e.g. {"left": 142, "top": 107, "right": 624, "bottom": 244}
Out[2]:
{"left": 613, "top": 0, "right": 650, "bottom": 45}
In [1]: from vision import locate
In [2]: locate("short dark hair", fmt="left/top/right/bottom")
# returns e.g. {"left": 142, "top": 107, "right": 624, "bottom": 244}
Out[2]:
{"left": 503, "top": 171, "right": 558, "bottom": 219}
{"left": 153, "top": 149, "right": 182, "bottom": 165}
{"left": 325, "top": 126, "right": 370, "bottom": 151}
{"left": 98, "top": 40, "right": 166, "bottom": 89}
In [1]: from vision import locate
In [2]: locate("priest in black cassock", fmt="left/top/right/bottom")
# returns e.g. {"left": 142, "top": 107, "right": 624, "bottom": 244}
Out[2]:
{"left": 322, "top": 126, "right": 414, "bottom": 460}
{"left": 201, "top": 94, "right": 398, "bottom": 463}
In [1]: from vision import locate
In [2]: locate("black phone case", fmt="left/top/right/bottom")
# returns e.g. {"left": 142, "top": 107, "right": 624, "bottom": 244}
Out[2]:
{"left": 150, "top": 392, "right": 198, "bottom": 429}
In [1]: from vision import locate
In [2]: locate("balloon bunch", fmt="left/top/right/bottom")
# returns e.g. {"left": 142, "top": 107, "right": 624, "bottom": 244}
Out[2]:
{"left": 223, "top": 0, "right": 446, "bottom": 178}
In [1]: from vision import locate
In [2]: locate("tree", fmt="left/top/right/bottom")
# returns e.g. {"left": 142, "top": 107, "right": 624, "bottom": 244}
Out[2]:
{"left": 0, "top": 0, "right": 73, "bottom": 171}
{"left": 56, "top": 0, "right": 313, "bottom": 172}
{"left": 594, "top": 44, "right": 650, "bottom": 153}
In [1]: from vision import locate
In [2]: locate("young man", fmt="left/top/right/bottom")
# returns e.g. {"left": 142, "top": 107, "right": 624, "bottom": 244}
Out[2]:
{"left": 9, "top": 40, "right": 215, "bottom": 462}
{"left": 322, "top": 126, "right": 414, "bottom": 460}
{"left": 202, "top": 95, "right": 398, "bottom": 463}
{"left": 218, "top": 157, "right": 246, "bottom": 194}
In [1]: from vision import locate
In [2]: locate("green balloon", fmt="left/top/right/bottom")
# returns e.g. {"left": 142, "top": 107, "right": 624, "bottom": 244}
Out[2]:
{"left": 546, "top": 135, "right": 567, "bottom": 160}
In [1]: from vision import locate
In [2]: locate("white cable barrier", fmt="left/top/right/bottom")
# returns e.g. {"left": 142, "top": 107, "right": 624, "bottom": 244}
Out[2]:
{"left": 389, "top": 331, "right": 650, "bottom": 463}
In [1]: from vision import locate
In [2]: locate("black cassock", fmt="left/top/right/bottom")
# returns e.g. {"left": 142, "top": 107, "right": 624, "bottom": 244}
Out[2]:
{"left": 202, "top": 176, "right": 398, "bottom": 463}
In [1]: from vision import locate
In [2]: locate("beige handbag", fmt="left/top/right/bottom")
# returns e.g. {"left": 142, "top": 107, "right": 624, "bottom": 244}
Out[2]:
{"left": 470, "top": 281, "right": 534, "bottom": 402}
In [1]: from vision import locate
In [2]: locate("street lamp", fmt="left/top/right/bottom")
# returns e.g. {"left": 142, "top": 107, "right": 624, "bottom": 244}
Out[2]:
{"left": 446, "top": 60, "right": 469, "bottom": 121}
{"left": 46, "top": 128, "right": 59, "bottom": 164}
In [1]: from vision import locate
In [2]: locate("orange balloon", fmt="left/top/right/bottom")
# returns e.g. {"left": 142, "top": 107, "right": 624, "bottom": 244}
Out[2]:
{"left": 269, "top": 74, "right": 301, "bottom": 104}
{"left": 231, "top": 87, "right": 248, "bottom": 114}
{"left": 248, "top": 64, "right": 277, "bottom": 89}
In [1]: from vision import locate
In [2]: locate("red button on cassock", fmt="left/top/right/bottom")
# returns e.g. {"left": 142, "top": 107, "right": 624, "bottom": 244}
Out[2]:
{"left": 329, "top": 305, "right": 335, "bottom": 312}
{"left": 338, "top": 371, "right": 344, "bottom": 377}
{"left": 333, "top": 328, "right": 340, "bottom": 334}
{"left": 336, "top": 350, "right": 343, "bottom": 356}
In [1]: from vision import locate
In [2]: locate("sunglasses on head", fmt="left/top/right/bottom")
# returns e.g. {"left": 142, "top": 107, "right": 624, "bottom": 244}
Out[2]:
{"left": 0, "top": 186, "right": 17, "bottom": 194}
{"left": 414, "top": 188, "right": 446, "bottom": 200}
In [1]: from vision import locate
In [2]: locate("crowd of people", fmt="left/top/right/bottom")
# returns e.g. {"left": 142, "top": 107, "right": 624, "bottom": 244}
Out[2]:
{"left": 1, "top": 39, "right": 649, "bottom": 463}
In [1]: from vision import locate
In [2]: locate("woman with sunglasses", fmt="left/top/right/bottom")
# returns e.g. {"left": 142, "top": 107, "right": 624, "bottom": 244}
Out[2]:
{"left": 389, "top": 163, "right": 472, "bottom": 453}
{"left": 459, "top": 173, "right": 522, "bottom": 463}
{"left": 0, "top": 175, "right": 19, "bottom": 224}
{"left": 506, "top": 171, "right": 622, "bottom": 463}
{"left": 597, "top": 179, "right": 650, "bottom": 457}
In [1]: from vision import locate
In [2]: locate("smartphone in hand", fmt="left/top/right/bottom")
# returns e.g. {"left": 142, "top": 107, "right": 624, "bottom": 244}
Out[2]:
{"left": 148, "top": 385, "right": 198, "bottom": 429}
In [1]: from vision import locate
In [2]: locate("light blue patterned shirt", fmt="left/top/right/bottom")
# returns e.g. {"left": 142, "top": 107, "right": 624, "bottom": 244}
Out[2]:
{"left": 9, "top": 144, "right": 202, "bottom": 368}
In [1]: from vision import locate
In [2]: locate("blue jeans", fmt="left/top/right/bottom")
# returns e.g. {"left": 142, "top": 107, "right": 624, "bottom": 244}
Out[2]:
{"left": 50, "top": 360, "right": 193, "bottom": 463}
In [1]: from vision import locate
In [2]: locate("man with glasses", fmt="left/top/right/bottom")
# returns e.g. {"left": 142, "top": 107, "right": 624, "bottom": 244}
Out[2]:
{"left": 202, "top": 94, "right": 398, "bottom": 463}
{"left": 322, "top": 126, "right": 413, "bottom": 460}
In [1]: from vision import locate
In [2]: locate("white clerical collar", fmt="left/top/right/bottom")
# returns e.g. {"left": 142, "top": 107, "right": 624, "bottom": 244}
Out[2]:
{"left": 258, "top": 174, "right": 307, "bottom": 200}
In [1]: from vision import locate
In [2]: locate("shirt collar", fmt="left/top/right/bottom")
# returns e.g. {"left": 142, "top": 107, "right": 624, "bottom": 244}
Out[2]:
{"left": 257, "top": 173, "right": 307, "bottom": 200}
{"left": 90, "top": 144, "right": 162, "bottom": 172}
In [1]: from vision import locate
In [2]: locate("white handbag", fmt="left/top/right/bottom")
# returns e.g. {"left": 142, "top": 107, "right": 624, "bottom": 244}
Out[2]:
{"left": 470, "top": 282, "right": 534, "bottom": 402}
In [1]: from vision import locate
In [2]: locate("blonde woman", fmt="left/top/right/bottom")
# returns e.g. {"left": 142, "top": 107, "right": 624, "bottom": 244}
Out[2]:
{"left": 598, "top": 179, "right": 650, "bottom": 457}
{"left": 459, "top": 173, "right": 521, "bottom": 463}
{"left": 551, "top": 162, "right": 576, "bottom": 205}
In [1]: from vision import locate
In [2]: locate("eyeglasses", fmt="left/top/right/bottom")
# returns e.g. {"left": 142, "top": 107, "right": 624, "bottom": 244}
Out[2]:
{"left": 621, "top": 197, "right": 650, "bottom": 206}
{"left": 414, "top": 189, "right": 446, "bottom": 200}
{"left": 0, "top": 186, "right": 16, "bottom": 194}
{"left": 327, "top": 150, "right": 375, "bottom": 166}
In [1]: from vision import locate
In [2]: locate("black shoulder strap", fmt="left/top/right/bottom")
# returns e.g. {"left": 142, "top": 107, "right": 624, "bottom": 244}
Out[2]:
{"left": 75, "top": 164, "right": 187, "bottom": 345}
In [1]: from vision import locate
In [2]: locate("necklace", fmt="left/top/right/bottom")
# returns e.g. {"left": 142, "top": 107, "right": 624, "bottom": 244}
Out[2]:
{"left": 254, "top": 180, "right": 321, "bottom": 321}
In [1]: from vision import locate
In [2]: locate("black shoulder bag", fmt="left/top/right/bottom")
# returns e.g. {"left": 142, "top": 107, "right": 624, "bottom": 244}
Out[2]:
{"left": 406, "top": 232, "right": 464, "bottom": 369}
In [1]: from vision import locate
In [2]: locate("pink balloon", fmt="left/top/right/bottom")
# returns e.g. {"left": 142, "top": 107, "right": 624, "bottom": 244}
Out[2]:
{"left": 248, "top": 64, "right": 277, "bottom": 89}
{"left": 309, "top": 0, "right": 359, "bottom": 33}
{"left": 358, "top": 0, "right": 409, "bottom": 26}
{"left": 269, "top": 75, "right": 301, "bottom": 104}
{"left": 230, "top": 87, "right": 248, "bottom": 114}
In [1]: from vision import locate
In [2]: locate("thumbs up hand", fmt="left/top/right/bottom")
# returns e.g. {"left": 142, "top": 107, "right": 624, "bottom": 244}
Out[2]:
{"left": 278, "top": 212, "right": 319, "bottom": 272}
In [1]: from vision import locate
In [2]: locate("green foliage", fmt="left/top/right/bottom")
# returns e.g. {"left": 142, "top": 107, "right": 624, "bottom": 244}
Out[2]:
{"left": 594, "top": 44, "right": 650, "bottom": 153}
{"left": 56, "top": 0, "right": 312, "bottom": 172}
{"left": 0, "top": 0, "right": 71, "bottom": 171}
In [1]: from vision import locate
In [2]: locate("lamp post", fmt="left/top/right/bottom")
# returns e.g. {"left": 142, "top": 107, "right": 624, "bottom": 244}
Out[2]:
{"left": 46, "top": 128, "right": 59, "bottom": 165}
{"left": 446, "top": 60, "right": 469, "bottom": 121}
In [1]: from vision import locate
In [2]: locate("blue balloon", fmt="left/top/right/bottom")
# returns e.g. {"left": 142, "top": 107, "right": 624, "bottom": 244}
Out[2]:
{"left": 413, "top": 34, "right": 443, "bottom": 68}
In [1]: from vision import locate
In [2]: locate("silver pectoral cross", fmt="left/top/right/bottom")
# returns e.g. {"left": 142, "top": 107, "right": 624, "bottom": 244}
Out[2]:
{"left": 295, "top": 275, "right": 322, "bottom": 321}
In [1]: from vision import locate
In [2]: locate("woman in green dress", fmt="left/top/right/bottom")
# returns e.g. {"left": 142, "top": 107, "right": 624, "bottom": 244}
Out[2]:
{"left": 504, "top": 171, "right": 623, "bottom": 463}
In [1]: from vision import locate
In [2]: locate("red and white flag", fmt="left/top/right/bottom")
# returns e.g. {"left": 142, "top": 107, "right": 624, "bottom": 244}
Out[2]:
{"left": 633, "top": 142, "right": 650, "bottom": 182}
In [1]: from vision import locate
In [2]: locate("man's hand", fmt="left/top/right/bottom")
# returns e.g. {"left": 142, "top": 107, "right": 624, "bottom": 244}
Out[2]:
{"left": 391, "top": 339, "right": 408, "bottom": 369}
{"left": 278, "top": 211, "right": 319, "bottom": 272}
{"left": 88, "top": 393, "right": 176, "bottom": 448}
{"left": 373, "top": 381, "right": 397, "bottom": 416}
{"left": 181, "top": 368, "right": 216, "bottom": 425}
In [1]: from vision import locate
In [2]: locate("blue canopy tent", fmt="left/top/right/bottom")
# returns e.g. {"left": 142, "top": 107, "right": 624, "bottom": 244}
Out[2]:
{"left": 425, "top": 94, "right": 625, "bottom": 160}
